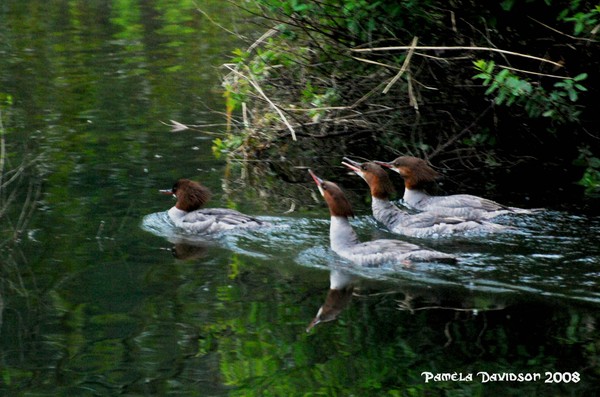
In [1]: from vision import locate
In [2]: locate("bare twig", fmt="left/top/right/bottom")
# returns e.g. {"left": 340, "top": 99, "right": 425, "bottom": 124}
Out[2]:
{"left": 352, "top": 45, "right": 564, "bottom": 68}
{"left": 194, "top": 3, "right": 246, "bottom": 39}
{"left": 283, "top": 105, "right": 351, "bottom": 112}
{"left": 160, "top": 120, "right": 229, "bottom": 134}
{"left": 242, "top": 102, "right": 249, "bottom": 128}
{"left": 383, "top": 36, "right": 418, "bottom": 94}
{"left": 496, "top": 64, "right": 572, "bottom": 79}
{"left": 407, "top": 72, "right": 418, "bottom": 112}
{"left": 247, "top": 28, "right": 279, "bottom": 53}
{"left": 163, "top": 120, "right": 189, "bottom": 132}
{"left": 428, "top": 104, "right": 494, "bottom": 160}
{"left": 351, "top": 56, "right": 402, "bottom": 70}
{"left": 528, "top": 16, "right": 599, "bottom": 43}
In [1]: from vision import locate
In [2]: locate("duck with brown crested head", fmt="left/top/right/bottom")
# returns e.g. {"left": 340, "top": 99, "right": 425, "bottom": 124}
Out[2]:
{"left": 309, "top": 169, "right": 456, "bottom": 266}
{"left": 342, "top": 158, "right": 507, "bottom": 237}
{"left": 160, "top": 178, "right": 267, "bottom": 234}
{"left": 375, "top": 156, "right": 536, "bottom": 220}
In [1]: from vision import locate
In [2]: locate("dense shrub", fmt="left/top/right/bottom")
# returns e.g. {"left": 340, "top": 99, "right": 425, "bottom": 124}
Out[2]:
{"left": 217, "top": 0, "right": 600, "bottom": 207}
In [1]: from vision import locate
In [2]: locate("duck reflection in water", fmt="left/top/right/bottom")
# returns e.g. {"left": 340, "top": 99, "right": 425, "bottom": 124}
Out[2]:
{"left": 307, "top": 270, "right": 355, "bottom": 332}
{"left": 169, "top": 241, "right": 209, "bottom": 260}
{"left": 306, "top": 269, "right": 512, "bottom": 338}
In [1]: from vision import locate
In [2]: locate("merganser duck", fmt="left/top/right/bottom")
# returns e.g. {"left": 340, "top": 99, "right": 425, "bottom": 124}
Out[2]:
{"left": 375, "top": 156, "right": 533, "bottom": 220}
{"left": 160, "top": 179, "right": 266, "bottom": 233}
{"left": 342, "top": 158, "right": 507, "bottom": 237}
{"left": 309, "top": 169, "right": 456, "bottom": 266}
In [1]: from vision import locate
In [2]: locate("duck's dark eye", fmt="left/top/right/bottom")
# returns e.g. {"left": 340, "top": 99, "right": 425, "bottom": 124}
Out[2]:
{"left": 361, "top": 165, "right": 367, "bottom": 170}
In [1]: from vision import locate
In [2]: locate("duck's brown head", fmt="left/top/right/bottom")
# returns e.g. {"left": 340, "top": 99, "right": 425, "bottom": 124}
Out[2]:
{"left": 342, "top": 157, "right": 395, "bottom": 199}
{"left": 160, "top": 178, "right": 212, "bottom": 212}
{"left": 376, "top": 156, "right": 439, "bottom": 190}
{"left": 309, "top": 169, "right": 354, "bottom": 218}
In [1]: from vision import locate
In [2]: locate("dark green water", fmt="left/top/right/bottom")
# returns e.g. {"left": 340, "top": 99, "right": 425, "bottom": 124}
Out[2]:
{"left": 1, "top": 1, "right": 600, "bottom": 396}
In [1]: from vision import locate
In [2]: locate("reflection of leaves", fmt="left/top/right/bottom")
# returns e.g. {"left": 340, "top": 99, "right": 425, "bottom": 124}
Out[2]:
{"left": 1, "top": 367, "right": 33, "bottom": 388}
{"left": 48, "top": 290, "right": 87, "bottom": 358}
{"left": 208, "top": 274, "right": 600, "bottom": 396}
{"left": 228, "top": 254, "right": 243, "bottom": 280}
{"left": 165, "top": 64, "right": 183, "bottom": 73}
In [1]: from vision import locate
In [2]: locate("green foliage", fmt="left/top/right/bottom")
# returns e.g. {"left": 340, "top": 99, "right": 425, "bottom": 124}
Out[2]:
{"left": 473, "top": 60, "right": 588, "bottom": 124}
{"left": 575, "top": 146, "right": 600, "bottom": 196}
{"left": 212, "top": 135, "right": 244, "bottom": 159}
{"left": 473, "top": 60, "right": 533, "bottom": 106}
{"left": 1, "top": 93, "right": 14, "bottom": 107}
{"left": 553, "top": 72, "right": 588, "bottom": 103}
{"left": 301, "top": 82, "right": 340, "bottom": 120}
{"left": 220, "top": 0, "right": 599, "bottom": 203}
{"left": 462, "top": 131, "right": 497, "bottom": 148}
{"left": 502, "top": 0, "right": 599, "bottom": 36}
{"left": 257, "top": 0, "right": 438, "bottom": 44}
{"left": 558, "top": 2, "right": 600, "bottom": 35}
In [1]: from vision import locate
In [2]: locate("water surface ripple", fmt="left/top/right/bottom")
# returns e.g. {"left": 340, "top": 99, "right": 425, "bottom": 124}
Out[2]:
{"left": 143, "top": 209, "right": 600, "bottom": 303}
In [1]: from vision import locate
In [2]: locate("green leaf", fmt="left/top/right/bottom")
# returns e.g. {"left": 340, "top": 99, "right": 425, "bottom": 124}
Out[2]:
{"left": 496, "top": 90, "right": 507, "bottom": 105}
{"left": 473, "top": 59, "right": 487, "bottom": 70}
{"left": 558, "top": 9, "right": 570, "bottom": 20}
{"left": 496, "top": 68, "right": 510, "bottom": 82}
{"left": 485, "top": 82, "right": 498, "bottom": 95}
{"left": 500, "top": 0, "right": 515, "bottom": 11}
